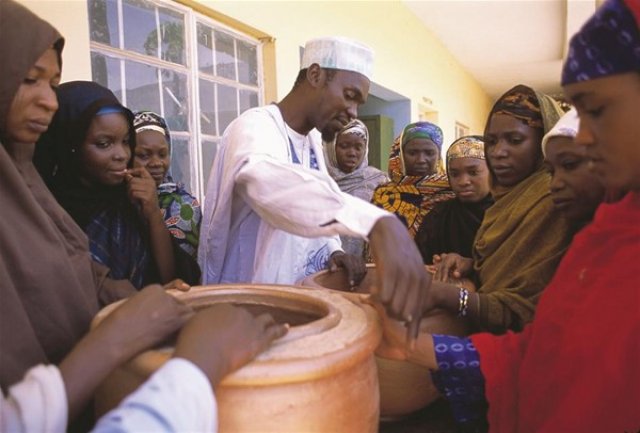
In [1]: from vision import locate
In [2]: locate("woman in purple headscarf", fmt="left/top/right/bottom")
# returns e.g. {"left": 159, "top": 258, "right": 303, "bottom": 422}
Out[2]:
{"left": 375, "top": 1, "right": 640, "bottom": 431}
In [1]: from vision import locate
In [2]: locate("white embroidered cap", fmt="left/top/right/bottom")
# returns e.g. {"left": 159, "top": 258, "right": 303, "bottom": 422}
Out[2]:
{"left": 300, "top": 36, "right": 374, "bottom": 80}
{"left": 542, "top": 107, "right": 580, "bottom": 157}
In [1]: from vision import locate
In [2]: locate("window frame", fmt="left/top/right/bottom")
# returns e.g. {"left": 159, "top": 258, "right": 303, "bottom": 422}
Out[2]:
{"left": 88, "top": 0, "right": 265, "bottom": 200}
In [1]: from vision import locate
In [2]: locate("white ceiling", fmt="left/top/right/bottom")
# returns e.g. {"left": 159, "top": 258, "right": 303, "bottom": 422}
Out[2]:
{"left": 403, "top": 0, "right": 599, "bottom": 99}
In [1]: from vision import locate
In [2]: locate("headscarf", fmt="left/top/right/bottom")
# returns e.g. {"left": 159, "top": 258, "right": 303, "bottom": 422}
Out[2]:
{"left": 134, "top": 111, "right": 202, "bottom": 260}
{"left": 0, "top": 0, "right": 134, "bottom": 390}
{"left": 324, "top": 119, "right": 388, "bottom": 257}
{"left": 35, "top": 81, "right": 153, "bottom": 289}
{"left": 472, "top": 84, "right": 572, "bottom": 333}
{"left": 541, "top": 108, "right": 579, "bottom": 157}
{"left": 416, "top": 135, "right": 492, "bottom": 264}
{"left": 388, "top": 121, "right": 445, "bottom": 182}
{"left": 325, "top": 119, "right": 388, "bottom": 197}
{"left": 562, "top": 0, "right": 640, "bottom": 86}
{"left": 446, "top": 135, "right": 486, "bottom": 172}
{"left": 484, "top": 84, "right": 564, "bottom": 198}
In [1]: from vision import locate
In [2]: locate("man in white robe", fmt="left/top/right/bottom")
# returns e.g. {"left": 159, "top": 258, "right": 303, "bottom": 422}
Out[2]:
{"left": 199, "top": 36, "right": 429, "bottom": 325}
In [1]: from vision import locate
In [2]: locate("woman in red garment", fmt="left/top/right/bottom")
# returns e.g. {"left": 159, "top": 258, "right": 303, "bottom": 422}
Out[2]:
{"left": 375, "top": 1, "right": 640, "bottom": 432}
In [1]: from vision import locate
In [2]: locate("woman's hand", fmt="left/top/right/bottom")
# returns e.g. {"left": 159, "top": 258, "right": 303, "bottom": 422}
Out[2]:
{"left": 163, "top": 278, "right": 190, "bottom": 292}
{"left": 174, "top": 304, "right": 288, "bottom": 388}
{"left": 433, "top": 253, "right": 474, "bottom": 282}
{"left": 328, "top": 251, "right": 367, "bottom": 289}
{"left": 125, "top": 167, "right": 160, "bottom": 221}
{"left": 102, "top": 284, "right": 193, "bottom": 359}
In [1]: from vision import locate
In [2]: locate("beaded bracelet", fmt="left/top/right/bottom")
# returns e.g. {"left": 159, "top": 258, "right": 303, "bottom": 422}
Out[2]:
{"left": 457, "top": 287, "right": 469, "bottom": 317}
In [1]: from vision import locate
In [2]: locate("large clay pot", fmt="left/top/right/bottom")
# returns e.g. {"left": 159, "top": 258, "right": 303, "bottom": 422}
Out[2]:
{"left": 299, "top": 264, "right": 470, "bottom": 419}
{"left": 93, "top": 285, "right": 381, "bottom": 432}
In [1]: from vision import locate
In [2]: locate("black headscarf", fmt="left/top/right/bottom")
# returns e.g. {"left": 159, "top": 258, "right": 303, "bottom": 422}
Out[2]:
{"left": 35, "top": 81, "right": 137, "bottom": 228}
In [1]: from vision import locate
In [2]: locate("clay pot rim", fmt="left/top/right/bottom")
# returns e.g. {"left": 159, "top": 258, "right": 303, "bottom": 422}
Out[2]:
{"left": 93, "top": 284, "right": 381, "bottom": 387}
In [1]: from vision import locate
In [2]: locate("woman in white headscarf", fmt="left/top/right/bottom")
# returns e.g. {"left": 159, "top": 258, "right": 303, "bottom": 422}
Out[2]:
{"left": 324, "top": 119, "right": 388, "bottom": 257}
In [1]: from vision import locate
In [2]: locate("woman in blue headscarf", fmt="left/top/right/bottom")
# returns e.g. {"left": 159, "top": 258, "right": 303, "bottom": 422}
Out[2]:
{"left": 35, "top": 81, "right": 200, "bottom": 288}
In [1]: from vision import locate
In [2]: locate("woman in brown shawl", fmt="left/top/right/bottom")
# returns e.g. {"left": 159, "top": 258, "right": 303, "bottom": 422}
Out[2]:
{"left": 429, "top": 85, "right": 574, "bottom": 334}
{"left": 0, "top": 0, "right": 191, "bottom": 422}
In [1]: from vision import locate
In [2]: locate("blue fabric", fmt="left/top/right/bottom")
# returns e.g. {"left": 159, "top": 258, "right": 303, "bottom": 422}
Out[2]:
{"left": 430, "top": 334, "right": 488, "bottom": 433}
{"left": 288, "top": 137, "right": 319, "bottom": 170}
{"left": 86, "top": 206, "right": 151, "bottom": 289}
{"left": 562, "top": 0, "right": 640, "bottom": 85}
{"left": 157, "top": 180, "right": 201, "bottom": 260}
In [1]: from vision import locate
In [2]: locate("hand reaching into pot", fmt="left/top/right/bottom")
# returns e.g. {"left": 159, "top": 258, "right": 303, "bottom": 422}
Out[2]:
{"left": 174, "top": 304, "right": 289, "bottom": 388}
{"left": 328, "top": 251, "right": 367, "bottom": 289}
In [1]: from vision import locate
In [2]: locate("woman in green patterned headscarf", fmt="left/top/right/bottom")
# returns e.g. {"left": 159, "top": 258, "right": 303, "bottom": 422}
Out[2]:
{"left": 371, "top": 121, "right": 454, "bottom": 239}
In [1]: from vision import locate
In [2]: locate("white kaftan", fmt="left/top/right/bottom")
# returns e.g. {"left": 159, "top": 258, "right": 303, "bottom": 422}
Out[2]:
{"left": 199, "top": 104, "right": 389, "bottom": 284}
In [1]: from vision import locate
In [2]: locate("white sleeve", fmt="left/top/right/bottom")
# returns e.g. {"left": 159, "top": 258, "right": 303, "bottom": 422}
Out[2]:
{"left": 236, "top": 157, "right": 389, "bottom": 240}
{"left": 91, "top": 358, "right": 216, "bottom": 433}
{"left": 1, "top": 365, "right": 68, "bottom": 433}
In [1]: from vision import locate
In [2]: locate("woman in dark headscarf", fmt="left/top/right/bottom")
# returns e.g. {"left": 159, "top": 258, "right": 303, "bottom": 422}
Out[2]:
{"left": 132, "top": 111, "right": 202, "bottom": 261}
{"left": 324, "top": 119, "right": 388, "bottom": 257}
{"left": 415, "top": 135, "right": 493, "bottom": 264}
{"left": 35, "top": 82, "right": 200, "bottom": 288}
{"left": 427, "top": 84, "right": 574, "bottom": 334}
{"left": 371, "top": 121, "right": 455, "bottom": 238}
{"left": 0, "top": 0, "right": 190, "bottom": 424}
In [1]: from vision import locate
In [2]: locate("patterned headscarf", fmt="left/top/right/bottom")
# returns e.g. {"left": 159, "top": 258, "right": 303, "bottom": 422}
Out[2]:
{"left": 133, "top": 111, "right": 171, "bottom": 150}
{"left": 388, "top": 121, "right": 445, "bottom": 181}
{"left": 491, "top": 86, "right": 544, "bottom": 129}
{"left": 446, "top": 135, "right": 485, "bottom": 173}
{"left": 562, "top": 0, "right": 640, "bottom": 86}
{"left": 325, "top": 118, "right": 369, "bottom": 170}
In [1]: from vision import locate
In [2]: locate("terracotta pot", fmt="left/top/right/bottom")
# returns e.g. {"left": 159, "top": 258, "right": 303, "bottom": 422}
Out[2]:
{"left": 92, "top": 285, "right": 381, "bottom": 432}
{"left": 299, "top": 264, "right": 470, "bottom": 419}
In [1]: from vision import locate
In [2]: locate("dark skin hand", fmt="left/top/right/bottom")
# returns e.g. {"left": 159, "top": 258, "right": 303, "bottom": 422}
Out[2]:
{"left": 125, "top": 167, "right": 176, "bottom": 283}
{"left": 433, "top": 252, "right": 474, "bottom": 283}
{"left": 368, "top": 215, "right": 432, "bottom": 346}
{"left": 328, "top": 250, "right": 367, "bottom": 289}
{"left": 173, "top": 304, "right": 288, "bottom": 388}
{"left": 59, "top": 285, "right": 192, "bottom": 420}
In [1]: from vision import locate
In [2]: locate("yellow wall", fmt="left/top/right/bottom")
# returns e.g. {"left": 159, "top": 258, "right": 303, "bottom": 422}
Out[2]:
{"left": 198, "top": 0, "right": 493, "bottom": 145}
{"left": 20, "top": 0, "right": 493, "bottom": 146}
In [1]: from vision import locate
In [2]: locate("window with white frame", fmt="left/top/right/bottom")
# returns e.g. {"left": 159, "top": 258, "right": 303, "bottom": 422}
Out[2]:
{"left": 455, "top": 121, "right": 470, "bottom": 139}
{"left": 87, "top": 0, "right": 263, "bottom": 200}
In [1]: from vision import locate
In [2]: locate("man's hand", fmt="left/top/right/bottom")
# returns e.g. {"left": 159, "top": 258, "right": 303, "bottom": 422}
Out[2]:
{"left": 368, "top": 216, "right": 431, "bottom": 323}
{"left": 328, "top": 251, "right": 367, "bottom": 289}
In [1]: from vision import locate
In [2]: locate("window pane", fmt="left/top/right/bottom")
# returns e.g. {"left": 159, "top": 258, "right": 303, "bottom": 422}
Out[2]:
{"left": 239, "top": 89, "right": 258, "bottom": 114}
{"left": 201, "top": 139, "right": 219, "bottom": 185}
{"left": 170, "top": 136, "right": 192, "bottom": 190}
{"left": 217, "top": 84, "right": 237, "bottom": 134}
{"left": 91, "top": 52, "right": 123, "bottom": 101}
{"left": 196, "top": 23, "right": 214, "bottom": 75}
{"left": 237, "top": 40, "right": 257, "bottom": 85}
{"left": 161, "top": 69, "right": 189, "bottom": 132}
{"left": 159, "top": 7, "right": 185, "bottom": 65}
{"left": 123, "top": 0, "right": 157, "bottom": 58}
{"left": 214, "top": 30, "right": 236, "bottom": 80}
{"left": 199, "top": 79, "right": 216, "bottom": 136}
{"left": 124, "top": 59, "right": 160, "bottom": 113}
{"left": 88, "top": 0, "right": 119, "bottom": 47}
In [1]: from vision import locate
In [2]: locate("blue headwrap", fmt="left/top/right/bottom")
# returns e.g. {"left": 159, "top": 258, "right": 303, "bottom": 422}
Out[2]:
{"left": 401, "top": 121, "right": 443, "bottom": 150}
{"left": 562, "top": 0, "right": 640, "bottom": 85}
